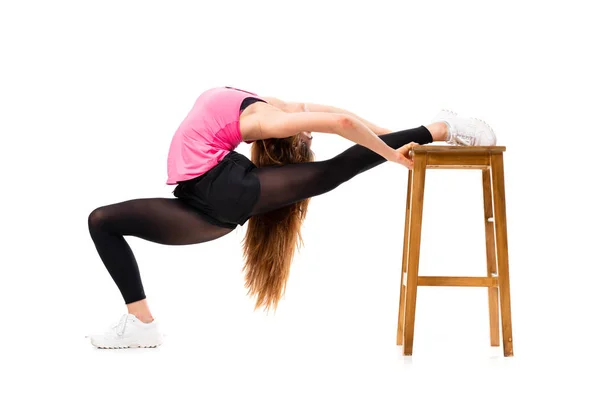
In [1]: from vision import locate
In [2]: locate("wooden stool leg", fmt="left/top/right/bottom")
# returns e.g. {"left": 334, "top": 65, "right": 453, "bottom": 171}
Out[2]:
{"left": 397, "top": 169, "right": 413, "bottom": 345}
{"left": 403, "top": 155, "right": 426, "bottom": 356}
{"left": 490, "top": 154, "right": 514, "bottom": 357}
{"left": 482, "top": 168, "right": 500, "bottom": 347}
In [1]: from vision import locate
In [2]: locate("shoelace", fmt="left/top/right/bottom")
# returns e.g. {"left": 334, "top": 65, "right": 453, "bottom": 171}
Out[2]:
{"left": 451, "top": 118, "right": 478, "bottom": 146}
{"left": 110, "top": 314, "right": 130, "bottom": 336}
{"left": 454, "top": 133, "right": 475, "bottom": 146}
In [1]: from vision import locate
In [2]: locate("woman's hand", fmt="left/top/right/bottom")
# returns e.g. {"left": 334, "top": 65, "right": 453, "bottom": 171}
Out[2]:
{"left": 387, "top": 142, "right": 418, "bottom": 169}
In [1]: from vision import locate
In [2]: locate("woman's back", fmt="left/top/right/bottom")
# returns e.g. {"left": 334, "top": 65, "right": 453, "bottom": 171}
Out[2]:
{"left": 166, "top": 86, "right": 265, "bottom": 184}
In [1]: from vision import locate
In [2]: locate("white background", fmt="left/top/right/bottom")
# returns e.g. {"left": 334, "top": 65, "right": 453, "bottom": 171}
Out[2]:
{"left": 1, "top": 0, "right": 599, "bottom": 398}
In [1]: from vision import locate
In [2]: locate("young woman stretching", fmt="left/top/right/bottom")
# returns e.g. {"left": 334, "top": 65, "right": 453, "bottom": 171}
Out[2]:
{"left": 87, "top": 86, "right": 496, "bottom": 348}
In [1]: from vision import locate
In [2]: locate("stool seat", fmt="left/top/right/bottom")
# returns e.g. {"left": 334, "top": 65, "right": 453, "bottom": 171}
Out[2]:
{"left": 411, "top": 145, "right": 506, "bottom": 169}
{"left": 397, "top": 145, "right": 514, "bottom": 357}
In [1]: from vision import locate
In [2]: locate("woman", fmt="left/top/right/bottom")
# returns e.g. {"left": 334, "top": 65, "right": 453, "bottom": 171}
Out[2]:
{"left": 87, "top": 86, "right": 496, "bottom": 348}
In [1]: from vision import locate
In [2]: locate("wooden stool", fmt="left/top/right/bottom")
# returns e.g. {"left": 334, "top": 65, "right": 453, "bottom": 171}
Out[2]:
{"left": 396, "top": 146, "right": 514, "bottom": 357}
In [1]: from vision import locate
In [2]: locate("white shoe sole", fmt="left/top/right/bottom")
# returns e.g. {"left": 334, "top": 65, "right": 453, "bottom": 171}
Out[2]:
{"left": 90, "top": 336, "right": 164, "bottom": 349}
{"left": 92, "top": 342, "right": 163, "bottom": 349}
{"left": 440, "top": 108, "right": 458, "bottom": 116}
{"left": 432, "top": 109, "right": 458, "bottom": 123}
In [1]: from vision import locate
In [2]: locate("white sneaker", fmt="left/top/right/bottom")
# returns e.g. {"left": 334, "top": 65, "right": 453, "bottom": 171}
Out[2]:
{"left": 432, "top": 110, "right": 497, "bottom": 146}
{"left": 89, "top": 314, "right": 164, "bottom": 349}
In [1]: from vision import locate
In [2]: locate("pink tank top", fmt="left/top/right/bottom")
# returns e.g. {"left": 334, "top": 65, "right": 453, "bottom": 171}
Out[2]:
{"left": 166, "top": 86, "right": 265, "bottom": 185}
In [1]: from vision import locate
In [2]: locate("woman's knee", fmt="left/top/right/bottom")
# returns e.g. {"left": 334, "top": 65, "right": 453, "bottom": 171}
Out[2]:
{"left": 88, "top": 206, "right": 113, "bottom": 233}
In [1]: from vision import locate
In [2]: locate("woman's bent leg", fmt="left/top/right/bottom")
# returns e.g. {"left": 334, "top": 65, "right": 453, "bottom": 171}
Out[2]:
{"left": 88, "top": 198, "right": 234, "bottom": 307}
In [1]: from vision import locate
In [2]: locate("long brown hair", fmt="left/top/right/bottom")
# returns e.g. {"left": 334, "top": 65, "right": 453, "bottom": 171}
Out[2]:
{"left": 242, "top": 133, "right": 315, "bottom": 313}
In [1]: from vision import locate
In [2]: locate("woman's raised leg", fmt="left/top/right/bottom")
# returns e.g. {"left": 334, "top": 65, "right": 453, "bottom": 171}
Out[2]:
{"left": 249, "top": 125, "right": 440, "bottom": 216}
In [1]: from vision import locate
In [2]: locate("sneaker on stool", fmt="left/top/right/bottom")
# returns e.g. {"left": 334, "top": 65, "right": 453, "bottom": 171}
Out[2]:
{"left": 89, "top": 314, "right": 164, "bottom": 349}
{"left": 432, "top": 110, "right": 497, "bottom": 146}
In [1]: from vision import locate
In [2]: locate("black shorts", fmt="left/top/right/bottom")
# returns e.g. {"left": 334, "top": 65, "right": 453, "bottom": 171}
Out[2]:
{"left": 173, "top": 151, "right": 261, "bottom": 229}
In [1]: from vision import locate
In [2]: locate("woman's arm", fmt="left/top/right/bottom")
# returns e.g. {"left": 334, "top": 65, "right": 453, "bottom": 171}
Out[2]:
{"left": 302, "top": 103, "right": 392, "bottom": 135}
{"left": 261, "top": 96, "right": 392, "bottom": 135}
{"left": 246, "top": 108, "right": 413, "bottom": 166}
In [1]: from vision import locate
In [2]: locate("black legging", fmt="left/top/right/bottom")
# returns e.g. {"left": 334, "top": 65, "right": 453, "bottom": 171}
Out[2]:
{"left": 88, "top": 126, "right": 433, "bottom": 304}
